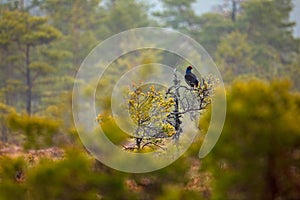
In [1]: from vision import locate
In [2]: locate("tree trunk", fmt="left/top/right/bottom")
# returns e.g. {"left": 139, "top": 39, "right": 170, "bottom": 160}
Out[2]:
{"left": 72, "top": 1, "right": 81, "bottom": 71}
{"left": 263, "top": 153, "right": 278, "bottom": 200}
{"left": 231, "top": 0, "right": 237, "bottom": 22}
{"left": 1, "top": 126, "right": 8, "bottom": 142}
{"left": 19, "top": 0, "right": 24, "bottom": 10}
{"left": 25, "top": 45, "right": 32, "bottom": 115}
{"left": 172, "top": 70, "right": 182, "bottom": 142}
{"left": 136, "top": 138, "right": 142, "bottom": 150}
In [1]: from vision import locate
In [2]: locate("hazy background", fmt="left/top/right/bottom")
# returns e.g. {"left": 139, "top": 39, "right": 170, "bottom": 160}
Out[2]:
{"left": 0, "top": 0, "right": 300, "bottom": 199}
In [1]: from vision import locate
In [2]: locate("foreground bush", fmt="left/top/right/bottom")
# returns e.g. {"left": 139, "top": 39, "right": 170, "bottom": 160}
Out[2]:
{"left": 0, "top": 149, "right": 132, "bottom": 200}
{"left": 201, "top": 79, "right": 300, "bottom": 199}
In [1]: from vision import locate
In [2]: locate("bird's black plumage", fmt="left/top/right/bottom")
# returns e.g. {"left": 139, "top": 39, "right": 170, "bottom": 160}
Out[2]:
{"left": 185, "top": 66, "right": 199, "bottom": 88}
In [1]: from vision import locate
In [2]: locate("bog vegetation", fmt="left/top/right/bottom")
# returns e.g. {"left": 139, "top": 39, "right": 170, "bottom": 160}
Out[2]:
{"left": 0, "top": 0, "right": 300, "bottom": 199}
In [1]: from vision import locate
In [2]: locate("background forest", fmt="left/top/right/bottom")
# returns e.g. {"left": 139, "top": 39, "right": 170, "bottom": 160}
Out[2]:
{"left": 0, "top": 0, "right": 300, "bottom": 199}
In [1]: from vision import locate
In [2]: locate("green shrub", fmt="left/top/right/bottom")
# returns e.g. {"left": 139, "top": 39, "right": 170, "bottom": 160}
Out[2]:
{"left": 7, "top": 114, "right": 60, "bottom": 149}
{"left": 201, "top": 79, "right": 300, "bottom": 199}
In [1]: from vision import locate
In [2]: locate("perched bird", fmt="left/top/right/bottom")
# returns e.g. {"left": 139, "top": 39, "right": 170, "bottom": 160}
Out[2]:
{"left": 184, "top": 66, "right": 199, "bottom": 88}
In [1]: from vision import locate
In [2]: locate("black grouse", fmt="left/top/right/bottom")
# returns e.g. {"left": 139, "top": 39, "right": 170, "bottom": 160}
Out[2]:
{"left": 184, "top": 66, "right": 199, "bottom": 88}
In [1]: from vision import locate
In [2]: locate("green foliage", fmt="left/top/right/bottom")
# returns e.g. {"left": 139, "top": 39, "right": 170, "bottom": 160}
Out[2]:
{"left": 39, "top": 0, "right": 101, "bottom": 35}
{"left": 128, "top": 84, "right": 175, "bottom": 150}
{"left": 0, "top": 149, "right": 133, "bottom": 200}
{"left": 26, "top": 150, "right": 101, "bottom": 200}
{"left": 284, "top": 50, "right": 300, "bottom": 90}
{"left": 39, "top": 0, "right": 100, "bottom": 71}
{"left": 216, "top": 31, "right": 256, "bottom": 81}
{"left": 128, "top": 158, "right": 189, "bottom": 199}
{"left": 0, "top": 156, "right": 28, "bottom": 200}
{"left": 200, "top": 0, "right": 299, "bottom": 82}
{"left": 7, "top": 114, "right": 60, "bottom": 149}
{"left": 0, "top": 103, "right": 16, "bottom": 142}
{"left": 201, "top": 79, "right": 300, "bottom": 199}
{"left": 128, "top": 85, "right": 175, "bottom": 137}
{"left": 97, "top": 114, "right": 130, "bottom": 145}
{"left": 0, "top": 149, "right": 210, "bottom": 200}
{"left": 102, "top": 0, "right": 152, "bottom": 35}
{"left": 0, "top": 10, "right": 61, "bottom": 114}
{"left": 96, "top": 50, "right": 163, "bottom": 110}
{"left": 155, "top": 0, "right": 200, "bottom": 33}
{"left": 198, "top": 13, "right": 234, "bottom": 55}
{"left": 97, "top": 84, "right": 175, "bottom": 150}
{"left": 239, "top": 0, "right": 296, "bottom": 53}
{"left": 235, "top": 0, "right": 296, "bottom": 79}
{"left": 0, "top": 10, "right": 60, "bottom": 47}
